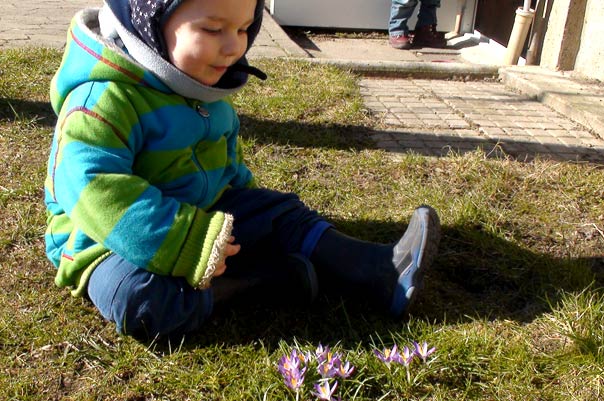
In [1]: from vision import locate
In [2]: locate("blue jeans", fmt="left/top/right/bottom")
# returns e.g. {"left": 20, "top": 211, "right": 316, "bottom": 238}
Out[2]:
{"left": 389, "top": 0, "right": 441, "bottom": 36}
{"left": 87, "top": 188, "right": 331, "bottom": 339}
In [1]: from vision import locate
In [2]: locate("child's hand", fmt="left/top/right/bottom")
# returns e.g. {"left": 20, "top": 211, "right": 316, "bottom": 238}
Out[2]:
{"left": 213, "top": 236, "right": 240, "bottom": 277}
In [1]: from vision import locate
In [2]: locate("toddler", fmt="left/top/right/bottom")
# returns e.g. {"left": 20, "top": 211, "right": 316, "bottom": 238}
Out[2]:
{"left": 45, "top": 0, "right": 441, "bottom": 340}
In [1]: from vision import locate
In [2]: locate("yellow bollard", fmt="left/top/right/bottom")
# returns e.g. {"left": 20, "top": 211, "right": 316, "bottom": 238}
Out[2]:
{"left": 503, "top": 7, "right": 536, "bottom": 65}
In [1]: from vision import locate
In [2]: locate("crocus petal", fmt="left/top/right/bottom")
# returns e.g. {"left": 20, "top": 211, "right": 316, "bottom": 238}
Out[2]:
{"left": 318, "top": 360, "right": 338, "bottom": 378}
{"left": 312, "top": 381, "right": 338, "bottom": 401}
{"left": 316, "top": 344, "right": 331, "bottom": 363}
{"left": 278, "top": 354, "right": 300, "bottom": 373}
{"left": 399, "top": 346, "right": 414, "bottom": 366}
{"left": 413, "top": 341, "right": 436, "bottom": 361}
{"left": 337, "top": 361, "right": 355, "bottom": 378}
{"left": 283, "top": 366, "right": 306, "bottom": 391}
{"left": 374, "top": 344, "right": 402, "bottom": 364}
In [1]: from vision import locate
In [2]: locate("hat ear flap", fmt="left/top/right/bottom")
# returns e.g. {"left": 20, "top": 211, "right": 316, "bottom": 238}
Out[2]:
{"left": 245, "top": 0, "right": 265, "bottom": 52}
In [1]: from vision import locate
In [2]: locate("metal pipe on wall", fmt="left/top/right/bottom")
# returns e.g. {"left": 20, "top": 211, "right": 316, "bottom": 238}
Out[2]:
{"left": 503, "top": 3, "right": 535, "bottom": 65}
{"left": 526, "top": 0, "right": 547, "bottom": 65}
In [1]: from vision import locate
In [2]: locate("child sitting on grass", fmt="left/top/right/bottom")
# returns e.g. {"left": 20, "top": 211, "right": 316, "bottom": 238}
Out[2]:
{"left": 44, "top": 0, "right": 441, "bottom": 340}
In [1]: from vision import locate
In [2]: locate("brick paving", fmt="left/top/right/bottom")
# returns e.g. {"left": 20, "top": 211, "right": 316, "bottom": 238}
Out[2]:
{"left": 2, "top": 0, "right": 98, "bottom": 48}
{"left": 361, "top": 78, "right": 604, "bottom": 162}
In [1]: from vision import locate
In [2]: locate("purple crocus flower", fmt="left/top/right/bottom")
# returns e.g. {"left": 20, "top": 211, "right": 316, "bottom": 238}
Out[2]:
{"left": 299, "top": 350, "right": 313, "bottom": 365}
{"left": 279, "top": 349, "right": 307, "bottom": 392}
{"left": 278, "top": 349, "right": 301, "bottom": 376}
{"left": 315, "top": 343, "right": 329, "bottom": 361}
{"left": 281, "top": 365, "right": 306, "bottom": 391}
{"left": 316, "top": 344, "right": 342, "bottom": 365}
{"left": 312, "top": 380, "right": 338, "bottom": 401}
{"left": 413, "top": 341, "right": 436, "bottom": 362}
{"left": 374, "top": 344, "right": 401, "bottom": 364}
{"left": 335, "top": 360, "right": 355, "bottom": 379}
{"left": 399, "top": 345, "right": 414, "bottom": 367}
{"left": 317, "top": 359, "right": 339, "bottom": 379}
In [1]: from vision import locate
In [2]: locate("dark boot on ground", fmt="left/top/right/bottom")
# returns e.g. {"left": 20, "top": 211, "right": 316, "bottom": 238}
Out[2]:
{"left": 431, "top": 24, "right": 446, "bottom": 40}
{"left": 310, "top": 206, "right": 441, "bottom": 317}
{"left": 412, "top": 25, "right": 447, "bottom": 48}
{"left": 212, "top": 253, "right": 319, "bottom": 307}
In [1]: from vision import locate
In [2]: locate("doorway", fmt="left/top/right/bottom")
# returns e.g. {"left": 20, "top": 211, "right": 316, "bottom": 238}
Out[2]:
{"left": 474, "top": 0, "right": 536, "bottom": 46}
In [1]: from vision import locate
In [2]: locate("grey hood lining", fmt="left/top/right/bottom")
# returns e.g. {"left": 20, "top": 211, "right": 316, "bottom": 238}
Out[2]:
{"left": 97, "top": 5, "right": 246, "bottom": 103}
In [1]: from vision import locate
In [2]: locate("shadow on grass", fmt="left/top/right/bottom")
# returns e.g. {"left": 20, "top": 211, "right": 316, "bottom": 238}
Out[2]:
{"left": 0, "top": 98, "right": 55, "bottom": 127}
{"left": 238, "top": 115, "right": 374, "bottom": 151}
{"left": 167, "top": 220, "right": 600, "bottom": 353}
{"left": 1, "top": 99, "right": 601, "bottom": 164}
{"left": 240, "top": 116, "right": 604, "bottom": 164}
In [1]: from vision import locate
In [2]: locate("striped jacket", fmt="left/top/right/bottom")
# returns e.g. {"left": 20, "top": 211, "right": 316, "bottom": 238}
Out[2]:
{"left": 45, "top": 9, "right": 255, "bottom": 296}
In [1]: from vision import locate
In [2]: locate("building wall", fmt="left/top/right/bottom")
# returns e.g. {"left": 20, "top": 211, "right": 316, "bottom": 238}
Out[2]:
{"left": 540, "top": 0, "right": 603, "bottom": 81}
{"left": 268, "top": 0, "right": 476, "bottom": 33}
{"left": 540, "top": 0, "right": 566, "bottom": 69}
{"left": 573, "top": 0, "right": 604, "bottom": 81}
{"left": 540, "top": 0, "right": 586, "bottom": 71}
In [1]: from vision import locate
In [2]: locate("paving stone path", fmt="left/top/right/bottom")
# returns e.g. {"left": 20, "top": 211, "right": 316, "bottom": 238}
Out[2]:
{"left": 361, "top": 78, "right": 604, "bottom": 162}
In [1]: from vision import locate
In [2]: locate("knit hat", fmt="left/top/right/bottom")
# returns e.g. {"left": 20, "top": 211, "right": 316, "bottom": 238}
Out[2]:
{"left": 127, "top": 0, "right": 264, "bottom": 58}
{"left": 104, "top": 0, "right": 266, "bottom": 82}
{"left": 128, "top": 0, "right": 175, "bottom": 57}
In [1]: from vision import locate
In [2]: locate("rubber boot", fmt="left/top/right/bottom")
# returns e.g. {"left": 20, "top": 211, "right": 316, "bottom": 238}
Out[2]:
{"left": 310, "top": 206, "right": 441, "bottom": 317}
{"left": 212, "top": 253, "right": 318, "bottom": 307}
{"left": 412, "top": 25, "right": 447, "bottom": 48}
{"left": 431, "top": 24, "right": 445, "bottom": 40}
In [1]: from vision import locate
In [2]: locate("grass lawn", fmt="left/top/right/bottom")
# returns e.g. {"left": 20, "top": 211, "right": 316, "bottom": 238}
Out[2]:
{"left": 1, "top": 48, "right": 603, "bottom": 400}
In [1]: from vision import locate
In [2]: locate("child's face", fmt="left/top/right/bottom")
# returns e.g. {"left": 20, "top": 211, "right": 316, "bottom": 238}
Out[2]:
{"left": 162, "top": 0, "right": 257, "bottom": 86}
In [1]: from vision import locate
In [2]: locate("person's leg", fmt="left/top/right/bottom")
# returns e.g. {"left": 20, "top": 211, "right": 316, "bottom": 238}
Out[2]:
{"left": 413, "top": 0, "right": 446, "bottom": 47}
{"left": 213, "top": 240, "right": 319, "bottom": 307}
{"left": 389, "top": 0, "right": 418, "bottom": 49}
{"left": 86, "top": 188, "right": 328, "bottom": 340}
{"left": 416, "top": 0, "right": 440, "bottom": 29}
{"left": 208, "top": 188, "right": 330, "bottom": 304}
{"left": 210, "top": 188, "right": 330, "bottom": 257}
{"left": 214, "top": 189, "right": 441, "bottom": 317}
{"left": 389, "top": 0, "right": 419, "bottom": 35}
{"left": 87, "top": 254, "right": 213, "bottom": 340}
{"left": 310, "top": 206, "right": 441, "bottom": 317}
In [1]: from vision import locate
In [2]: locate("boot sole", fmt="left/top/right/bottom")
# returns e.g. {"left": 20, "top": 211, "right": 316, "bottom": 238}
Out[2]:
{"left": 389, "top": 42, "right": 412, "bottom": 50}
{"left": 389, "top": 205, "right": 441, "bottom": 317}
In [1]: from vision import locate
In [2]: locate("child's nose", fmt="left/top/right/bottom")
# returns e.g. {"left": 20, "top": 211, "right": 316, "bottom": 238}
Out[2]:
{"left": 221, "top": 33, "right": 242, "bottom": 57}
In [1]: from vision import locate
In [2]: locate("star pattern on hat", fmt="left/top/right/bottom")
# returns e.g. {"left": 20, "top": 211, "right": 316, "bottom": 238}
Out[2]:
{"left": 129, "top": 0, "right": 168, "bottom": 50}
{"left": 126, "top": 0, "right": 263, "bottom": 72}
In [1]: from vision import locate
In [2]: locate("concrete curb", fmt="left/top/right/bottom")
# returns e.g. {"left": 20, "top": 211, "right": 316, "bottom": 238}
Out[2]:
{"left": 259, "top": 11, "right": 500, "bottom": 80}
{"left": 289, "top": 58, "right": 501, "bottom": 79}
{"left": 260, "top": 10, "right": 309, "bottom": 58}
{"left": 500, "top": 67, "right": 604, "bottom": 137}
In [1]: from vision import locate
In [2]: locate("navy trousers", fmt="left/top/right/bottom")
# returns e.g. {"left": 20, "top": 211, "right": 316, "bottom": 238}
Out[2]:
{"left": 87, "top": 188, "right": 331, "bottom": 339}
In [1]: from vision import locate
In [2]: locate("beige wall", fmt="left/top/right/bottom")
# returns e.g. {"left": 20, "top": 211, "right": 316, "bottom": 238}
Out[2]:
{"left": 540, "top": 0, "right": 585, "bottom": 71}
{"left": 540, "top": 0, "right": 567, "bottom": 70}
{"left": 540, "top": 0, "right": 603, "bottom": 81}
{"left": 574, "top": 0, "right": 604, "bottom": 81}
